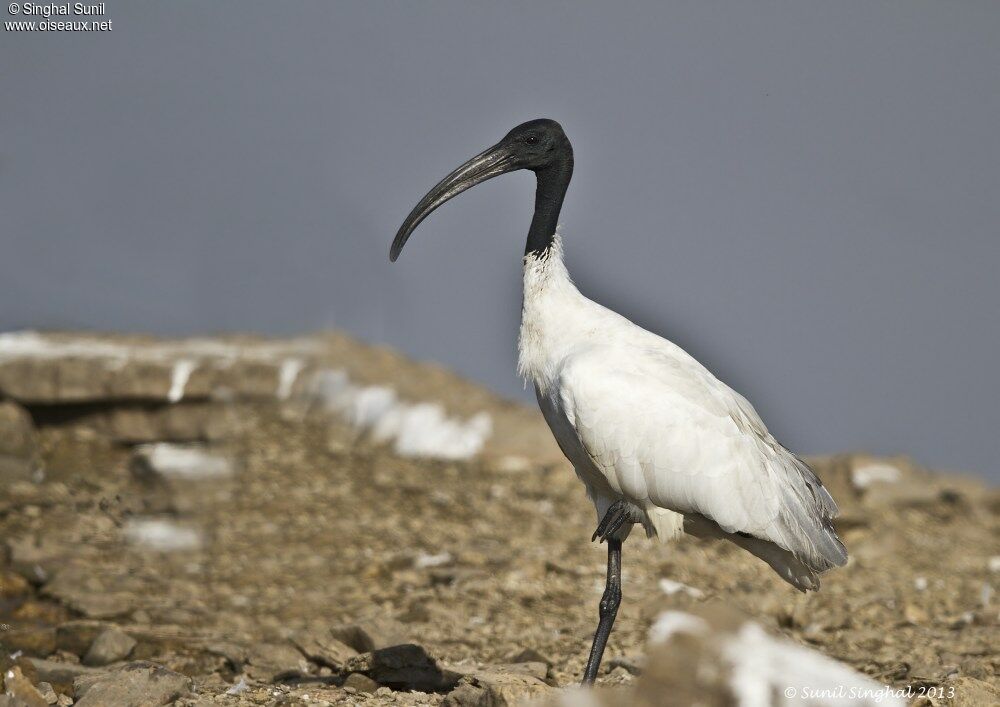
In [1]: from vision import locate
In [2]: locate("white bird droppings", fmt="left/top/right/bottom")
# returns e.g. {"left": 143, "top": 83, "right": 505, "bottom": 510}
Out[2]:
{"left": 167, "top": 359, "right": 197, "bottom": 403}
{"left": 226, "top": 678, "right": 249, "bottom": 695}
{"left": 309, "top": 369, "right": 492, "bottom": 460}
{"left": 390, "top": 405, "right": 492, "bottom": 460}
{"left": 647, "top": 610, "right": 709, "bottom": 644}
{"left": 136, "top": 444, "right": 233, "bottom": 480}
{"left": 913, "top": 576, "right": 928, "bottom": 591}
{"left": 0, "top": 330, "right": 129, "bottom": 360}
{"left": 722, "top": 621, "right": 904, "bottom": 707}
{"left": 124, "top": 519, "right": 203, "bottom": 552}
{"left": 658, "top": 578, "right": 705, "bottom": 598}
{"left": 414, "top": 552, "right": 453, "bottom": 569}
{"left": 277, "top": 358, "right": 306, "bottom": 399}
{"left": 648, "top": 611, "right": 904, "bottom": 707}
{"left": 851, "top": 463, "right": 901, "bottom": 489}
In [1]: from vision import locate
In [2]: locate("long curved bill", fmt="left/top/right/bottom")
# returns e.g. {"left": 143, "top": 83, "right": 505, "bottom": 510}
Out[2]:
{"left": 390, "top": 142, "right": 517, "bottom": 261}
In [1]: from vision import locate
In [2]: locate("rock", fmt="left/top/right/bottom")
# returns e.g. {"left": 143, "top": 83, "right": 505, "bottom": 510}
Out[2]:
{"left": 125, "top": 625, "right": 211, "bottom": 660}
{"left": 129, "top": 443, "right": 237, "bottom": 514}
{"left": 0, "top": 400, "right": 39, "bottom": 483}
{"left": 505, "top": 647, "right": 552, "bottom": 669}
{"left": 68, "top": 402, "right": 243, "bottom": 444}
{"left": 342, "top": 672, "right": 379, "bottom": 693}
{"left": 945, "top": 676, "right": 1000, "bottom": 707}
{"left": 804, "top": 455, "right": 862, "bottom": 505}
{"left": 55, "top": 622, "right": 111, "bottom": 659}
{"left": 903, "top": 603, "right": 929, "bottom": 625}
{"left": 289, "top": 627, "right": 357, "bottom": 670}
{"left": 243, "top": 642, "right": 308, "bottom": 682}
{"left": 131, "top": 444, "right": 234, "bottom": 482}
{"left": 72, "top": 661, "right": 192, "bottom": 706}
{"left": 606, "top": 654, "right": 645, "bottom": 676}
{"left": 397, "top": 602, "right": 431, "bottom": 623}
{"left": 0, "top": 401, "right": 37, "bottom": 455}
{"left": 443, "top": 669, "right": 552, "bottom": 707}
{"left": 0, "top": 627, "right": 57, "bottom": 657}
{"left": 330, "top": 618, "right": 407, "bottom": 653}
{"left": 0, "top": 570, "right": 32, "bottom": 600}
{"left": 0, "top": 332, "right": 319, "bottom": 404}
{"left": 35, "top": 683, "right": 57, "bottom": 706}
{"left": 7, "top": 602, "right": 67, "bottom": 627}
{"left": 203, "top": 642, "right": 248, "bottom": 672}
{"left": 496, "top": 662, "right": 549, "bottom": 682}
{"left": 631, "top": 603, "right": 906, "bottom": 707}
{"left": 816, "top": 453, "right": 961, "bottom": 512}
{"left": 24, "top": 658, "right": 100, "bottom": 696}
{"left": 82, "top": 628, "right": 136, "bottom": 666}
{"left": 2, "top": 666, "right": 49, "bottom": 707}
{"left": 446, "top": 662, "right": 548, "bottom": 685}
{"left": 6, "top": 537, "right": 68, "bottom": 586}
{"left": 122, "top": 518, "right": 204, "bottom": 553}
{"left": 342, "top": 644, "right": 455, "bottom": 692}
{"left": 0, "top": 656, "right": 38, "bottom": 689}
{"left": 607, "top": 665, "right": 634, "bottom": 683}
{"left": 41, "top": 566, "right": 136, "bottom": 619}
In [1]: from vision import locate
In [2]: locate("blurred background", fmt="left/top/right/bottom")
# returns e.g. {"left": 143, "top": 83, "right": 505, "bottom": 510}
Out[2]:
{"left": 2, "top": 1, "right": 998, "bottom": 480}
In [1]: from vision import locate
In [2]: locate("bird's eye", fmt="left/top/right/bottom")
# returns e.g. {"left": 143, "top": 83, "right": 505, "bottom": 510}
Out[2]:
{"left": 525, "top": 135, "right": 539, "bottom": 145}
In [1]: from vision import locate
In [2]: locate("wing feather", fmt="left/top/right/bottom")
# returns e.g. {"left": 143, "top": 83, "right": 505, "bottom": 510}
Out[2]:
{"left": 560, "top": 345, "right": 847, "bottom": 573}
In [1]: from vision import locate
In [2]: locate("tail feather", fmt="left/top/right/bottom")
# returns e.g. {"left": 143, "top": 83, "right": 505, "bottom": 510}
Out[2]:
{"left": 730, "top": 533, "right": 821, "bottom": 592}
{"left": 776, "top": 456, "right": 848, "bottom": 571}
{"left": 678, "top": 513, "right": 830, "bottom": 592}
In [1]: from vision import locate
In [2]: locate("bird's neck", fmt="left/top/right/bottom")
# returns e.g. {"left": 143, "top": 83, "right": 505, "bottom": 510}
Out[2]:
{"left": 518, "top": 233, "right": 587, "bottom": 391}
{"left": 525, "top": 156, "right": 573, "bottom": 258}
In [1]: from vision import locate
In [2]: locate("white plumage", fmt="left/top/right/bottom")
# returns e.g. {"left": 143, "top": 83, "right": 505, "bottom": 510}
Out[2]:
{"left": 390, "top": 118, "right": 848, "bottom": 682}
{"left": 519, "top": 235, "right": 846, "bottom": 591}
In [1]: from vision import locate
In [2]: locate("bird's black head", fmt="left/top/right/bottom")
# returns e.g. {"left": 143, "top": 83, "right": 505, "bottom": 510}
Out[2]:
{"left": 497, "top": 118, "right": 572, "bottom": 172}
{"left": 390, "top": 119, "right": 573, "bottom": 261}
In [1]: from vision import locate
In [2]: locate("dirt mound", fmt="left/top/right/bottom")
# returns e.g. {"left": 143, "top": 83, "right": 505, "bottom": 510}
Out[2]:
{"left": 0, "top": 332, "right": 996, "bottom": 705}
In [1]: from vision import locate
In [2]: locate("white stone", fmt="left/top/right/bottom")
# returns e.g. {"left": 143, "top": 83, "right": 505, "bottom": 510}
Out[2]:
{"left": 124, "top": 519, "right": 203, "bottom": 552}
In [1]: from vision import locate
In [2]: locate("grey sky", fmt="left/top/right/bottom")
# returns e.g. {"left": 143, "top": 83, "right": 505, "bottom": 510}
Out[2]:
{"left": 2, "top": 2, "right": 998, "bottom": 480}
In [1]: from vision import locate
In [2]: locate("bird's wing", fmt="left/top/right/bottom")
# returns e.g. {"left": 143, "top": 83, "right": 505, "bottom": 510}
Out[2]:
{"left": 559, "top": 343, "right": 846, "bottom": 572}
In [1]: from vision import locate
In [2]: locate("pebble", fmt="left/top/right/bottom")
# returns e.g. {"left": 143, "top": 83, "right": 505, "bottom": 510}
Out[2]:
{"left": 442, "top": 668, "right": 551, "bottom": 707}
{"left": 342, "top": 643, "right": 455, "bottom": 692}
{"left": 55, "top": 621, "right": 112, "bottom": 658}
{"left": 1, "top": 627, "right": 56, "bottom": 658}
{"left": 82, "top": 627, "right": 136, "bottom": 666}
{"left": 73, "top": 661, "right": 192, "bottom": 706}
{"left": 22, "top": 658, "right": 97, "bottom": 696}
{"left": 244, "top": 642, "right": 308, "bottom": 682}
{"left": 36, "top": 682, "right": 58, "bottom": 705}
{"left": 329, "top": 619, "right": 407, "bottom": 653}
{"left": 0, "top": 570, "right": 31, "bottom": 599}
{"left": 4, "top": 667, "right": 48, "bottom": 707}
{"left": 342, "top": 672, "right": 379, "bottom": 693}
{"left": 289, "top": 628, "right": 357, "bottom": 670}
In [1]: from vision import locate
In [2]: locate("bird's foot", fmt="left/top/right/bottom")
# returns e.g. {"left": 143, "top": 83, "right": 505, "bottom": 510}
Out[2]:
{"left": 592, "top": 500, "right": 632, "bottom": 544}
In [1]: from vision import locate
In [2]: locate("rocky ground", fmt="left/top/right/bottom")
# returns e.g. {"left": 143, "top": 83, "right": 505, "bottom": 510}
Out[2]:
{"left": 0, "top": 332, "right": 997, "bottom": 706}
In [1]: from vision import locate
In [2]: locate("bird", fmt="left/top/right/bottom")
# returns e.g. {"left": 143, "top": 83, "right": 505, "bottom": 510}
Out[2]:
{"left": 389, "top": 119, "right": 848, "bottom": 685}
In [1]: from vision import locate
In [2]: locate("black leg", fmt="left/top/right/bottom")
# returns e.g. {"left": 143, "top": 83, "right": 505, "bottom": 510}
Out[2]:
{"left": 582, "top": 536, "right": 622, "bottom": 685}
